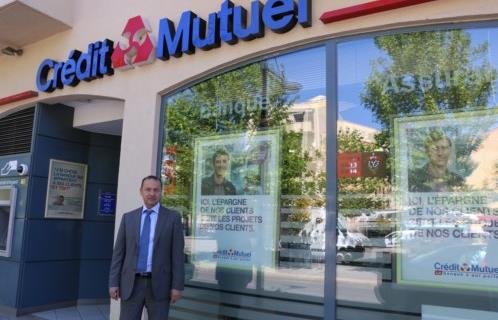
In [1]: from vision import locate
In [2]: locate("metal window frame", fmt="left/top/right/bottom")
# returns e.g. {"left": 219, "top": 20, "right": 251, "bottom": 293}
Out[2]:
{"left": 0, "top": 185, "right": 17, "bottom": 257}
{"left": 327, "top": 20, "right": 498, "bottom": 320}
{"left": 156, "top": 20, "right": 498, "bottom": 320}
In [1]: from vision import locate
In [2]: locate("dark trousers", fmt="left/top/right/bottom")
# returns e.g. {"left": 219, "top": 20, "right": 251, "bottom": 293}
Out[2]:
{"left": 120, "top": 277, "right": 170, "bottom": 320}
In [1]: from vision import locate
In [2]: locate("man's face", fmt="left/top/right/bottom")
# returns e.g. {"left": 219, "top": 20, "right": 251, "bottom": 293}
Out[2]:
{"left": 426, "top": 138, "right": 451, "bottom": 167}
{"left": 140, "top": 179, "right": 162, "bottom": 208}
{"left": 214, "top": 154, "right": 229, "bottom": 178}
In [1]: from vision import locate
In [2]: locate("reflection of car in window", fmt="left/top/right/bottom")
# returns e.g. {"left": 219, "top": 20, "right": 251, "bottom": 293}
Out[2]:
{"left": 296, "top": 210, "right": 369, "bottom": 264}
{"left": 336, "top": 218, "right": 369, "bottom": 264}
{"left": 384, "top": 230, "right": 417, "bottom": 247}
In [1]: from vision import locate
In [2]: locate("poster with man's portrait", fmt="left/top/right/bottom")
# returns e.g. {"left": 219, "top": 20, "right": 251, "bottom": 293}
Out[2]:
{"left": 191, "top": 129, "right": 280, "bottom": 270}
{"left": 394, "top": 108, "right": 498, "bottom": 291}
{"left": 45, "top": 159, "right": 87, "bottom": 219}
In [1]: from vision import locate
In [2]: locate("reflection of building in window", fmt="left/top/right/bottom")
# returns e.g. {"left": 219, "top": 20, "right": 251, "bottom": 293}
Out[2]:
{"left": 466, "top": 127, "right": 498, "bottom": 191}
{"left": 0, "top": 207, "right": 9, "bottom": 250}
{"left": 292, "top": 112, "right": 305, "bottom": 123}
{"left": 287, "top": 96, "right": 326, "bottom": 174}
{"left": 287, "top": 95, "right": 380, "bottom": 173}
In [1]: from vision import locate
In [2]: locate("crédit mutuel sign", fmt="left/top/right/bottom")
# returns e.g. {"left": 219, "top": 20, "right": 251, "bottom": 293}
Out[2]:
{"left": 35, "top": 0, "right": 312, "bottom": 93}
{"left": 35, "top": 0, "right": 435, "bottom": 93}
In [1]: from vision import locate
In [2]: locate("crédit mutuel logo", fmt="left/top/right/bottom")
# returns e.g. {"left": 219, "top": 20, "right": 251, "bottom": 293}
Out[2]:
{"left": 35, "top": 0, "right": 311, "bottom": 93}
{"left": 111, "top": 16, "right": 156, "bottom": 70}
{"left": 434, "top": 262, "right": 498, "bottom": 278}
{"left": 214, "top": 249, "right": 252, "bottom": 261}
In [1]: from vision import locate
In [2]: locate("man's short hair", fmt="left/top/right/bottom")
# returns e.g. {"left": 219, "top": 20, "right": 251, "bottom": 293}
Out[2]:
{"left": 140, "top": 175, "right": 163, "bottom": 189}
{"left": 424, "top": 130, "right": 452, "bottom": 150}
{"left": 212, "top": 148, "right": 230, "bottom": 164}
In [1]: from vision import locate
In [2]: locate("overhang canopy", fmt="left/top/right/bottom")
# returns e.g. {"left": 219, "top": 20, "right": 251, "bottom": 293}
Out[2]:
{"left": 0, "top": 0, "right": 72, "bottom": 52}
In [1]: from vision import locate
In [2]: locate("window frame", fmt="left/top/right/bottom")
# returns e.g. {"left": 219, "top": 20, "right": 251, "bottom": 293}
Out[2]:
{"left": 0, "top": 185, "right": 17, "bottom": 258}
{"left": 156, "top": 20, "right": 498, "bottom": 320}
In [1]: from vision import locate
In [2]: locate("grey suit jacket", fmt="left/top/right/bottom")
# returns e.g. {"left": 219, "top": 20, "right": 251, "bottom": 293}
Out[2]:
{"left": 109, "top": 206, "right": 185, "bottom": 301}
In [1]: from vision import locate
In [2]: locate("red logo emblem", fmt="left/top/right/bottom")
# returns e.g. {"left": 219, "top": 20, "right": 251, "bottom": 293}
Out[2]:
{"left": 111, "top": 16, "right": 155, "bottom": 70}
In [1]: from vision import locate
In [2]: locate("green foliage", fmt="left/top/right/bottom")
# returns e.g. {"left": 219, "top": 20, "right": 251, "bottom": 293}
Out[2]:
{"left": 337, "top": 129, "right": 390, "bottom": 215}
{"left": 338, "top": 128, "right": 377, "bottom": 152}
{"left": 338, "top": 30, "right": 498, "bottom": 211}
{"left": 362, "top": 30, "right": 497, "bottom": 152}
{"left": 161, "top": 61, "right": 325, "bottom": 218}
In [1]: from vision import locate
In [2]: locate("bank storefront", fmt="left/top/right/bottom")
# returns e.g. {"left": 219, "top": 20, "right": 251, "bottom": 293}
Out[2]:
{"left": 158, "top": 23, "right": 498, "bottom": 319}
{"left": 1, "top": 0, "right": 498, "bottom": 319}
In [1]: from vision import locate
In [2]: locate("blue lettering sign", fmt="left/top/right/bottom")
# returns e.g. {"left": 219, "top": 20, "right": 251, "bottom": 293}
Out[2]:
{"left": 263, "top": 0, "right": 297, "bottom": 34}
{"left": 156, "top": 0, "right": 311, "bottom": 60}
{"left": 36, "top": 1, "right": 312, "bottom": 93}
{"left": 157, "top": 11, "right": 195, "bottom": 60}
{"left": 36, "top": 39, "right": 114, "bottom": 93}
{"left": 192, "top": 13, "right": 221, "bottom": 50}
{"left": 233, "top": 1, "right": 264, "bottom": 41}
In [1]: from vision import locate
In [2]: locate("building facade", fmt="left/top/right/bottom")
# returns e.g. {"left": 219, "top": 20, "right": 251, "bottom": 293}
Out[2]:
{"left": 1, "top": 0, "right": 498, "bottom": 319}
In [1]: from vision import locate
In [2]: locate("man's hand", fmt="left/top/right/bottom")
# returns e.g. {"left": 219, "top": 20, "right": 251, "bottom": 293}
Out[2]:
{"left": 109, "top": 287, "right": 120, "bottom": 300}
{"left": 170, "top": 289, "right": 182, "bottom": 304}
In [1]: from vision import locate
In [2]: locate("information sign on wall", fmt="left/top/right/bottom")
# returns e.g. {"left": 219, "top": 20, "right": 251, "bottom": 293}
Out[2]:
{"left": 98, "top": 191, "right": 116, "bottom": 216}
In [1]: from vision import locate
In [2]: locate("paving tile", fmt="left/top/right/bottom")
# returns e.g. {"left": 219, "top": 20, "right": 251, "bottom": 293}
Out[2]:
{"left": 54, "top": 307, "right": 81, "bottom": 320}
{"left": 78, "top": 316, "right": 104, "bottom": 320}
{"left": 95, "top": 306, "right": 109, "bottom": 319}
{"left": 31, "top": 310, "right": 57, "bottom": 320}
{"left": 0, "top": 314, "right": 45, "bottom": 320}
{"left": 75, "top": 306, "right": 101, "bottom": 318}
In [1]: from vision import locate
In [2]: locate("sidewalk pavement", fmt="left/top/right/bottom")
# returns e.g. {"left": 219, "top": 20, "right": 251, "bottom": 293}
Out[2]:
{"left": 0, "top": 304, "right": 109, "bottom": 320}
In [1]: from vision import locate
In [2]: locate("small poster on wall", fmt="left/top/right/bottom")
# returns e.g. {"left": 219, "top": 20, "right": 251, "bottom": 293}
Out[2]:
{"left": 98, "top": 191, "right": 116, "bottom": 216}
{"left": 45, "top": 159, "right": 88, "bottom": 219}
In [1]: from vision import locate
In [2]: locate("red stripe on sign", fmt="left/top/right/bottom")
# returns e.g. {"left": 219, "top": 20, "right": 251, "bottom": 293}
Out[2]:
{"left": 320, "top": 0, "right": 437, "bottom": 24}
{"left": 0, "top": 90, "right": 38, "bottom": 106}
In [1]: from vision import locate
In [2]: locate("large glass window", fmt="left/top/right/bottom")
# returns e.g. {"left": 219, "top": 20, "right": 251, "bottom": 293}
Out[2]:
{"left": 337, "top": 27, "right": 498, "bottom": 319}
{"left": 160, "top": 47, "right": 326, "bottom": 319}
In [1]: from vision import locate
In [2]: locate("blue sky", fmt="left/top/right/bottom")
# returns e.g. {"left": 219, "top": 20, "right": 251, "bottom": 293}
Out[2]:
{"left": 274, "top": 27, "right": 498, "bottom": 131}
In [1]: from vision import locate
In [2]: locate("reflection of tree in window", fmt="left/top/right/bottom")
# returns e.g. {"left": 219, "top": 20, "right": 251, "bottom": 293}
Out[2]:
{"left": 337, "top": 129, "right": 390, "bottom": 221}
{"left": 339, "top": 30, "right": 498, "bottom": 235}
{"left": 361, "top": 30, "right": 497, "bottom": 155}
{"left": 363, "top": 31, "right": 498, "bottom": 192}
{"left": 162, "top": 58, "right": 326, "bottom": 241}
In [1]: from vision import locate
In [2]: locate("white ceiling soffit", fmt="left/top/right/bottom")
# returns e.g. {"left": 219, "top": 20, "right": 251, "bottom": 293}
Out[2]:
{"left": 69, "top": 99, "right": 124, "bottom": 136}
{"left": 76, "top": 119, "right": 123, "bottom": 137}
{"left": 0, "top": 0, "right": 72, "bottom": 49}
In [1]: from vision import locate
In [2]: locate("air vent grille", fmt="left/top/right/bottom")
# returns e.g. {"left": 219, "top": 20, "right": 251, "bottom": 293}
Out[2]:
{"left": 0, "top": 107, "right": 34, "bottom": 156}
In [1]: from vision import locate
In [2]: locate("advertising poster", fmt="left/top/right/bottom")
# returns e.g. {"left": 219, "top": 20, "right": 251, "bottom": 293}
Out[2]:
{"left": 45, "top": 159, "right": 87, "bottom": 219}
{"left": 191, "top": 130, "right": 280, "bottom": 269}
{"left": 394, "top": 109, "right": 498, "bottom": 290}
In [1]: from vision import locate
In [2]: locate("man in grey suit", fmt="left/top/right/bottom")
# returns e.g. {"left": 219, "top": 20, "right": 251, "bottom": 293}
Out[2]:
{"left": 109, "top": 175, "right": 184, "bottom": 320}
